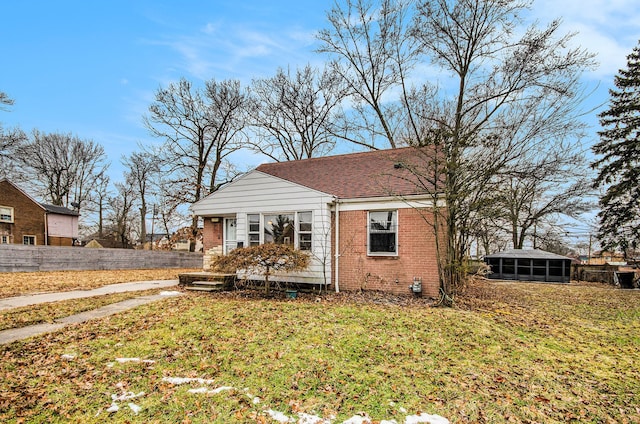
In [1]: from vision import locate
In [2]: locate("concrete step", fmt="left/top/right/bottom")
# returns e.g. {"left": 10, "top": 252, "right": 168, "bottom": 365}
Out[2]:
{"left": 185, "top": 286, "right": 225, "bottom": 292}
{"left": 185, "top": 280, "right": 229, "bottom": 292}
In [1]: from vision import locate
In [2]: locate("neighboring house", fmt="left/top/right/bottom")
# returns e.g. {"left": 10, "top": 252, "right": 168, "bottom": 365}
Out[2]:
{"left": 191, "top": 147, "right": 442, "bottom": 297}
{"left": 0, "top": 179, "right": 79, "bottom": 247}
{"left": 589, "top": 250, "right": 627, "bottom": 266}
{"left": 484, "top": 249, "right": 573, "bottom": 283}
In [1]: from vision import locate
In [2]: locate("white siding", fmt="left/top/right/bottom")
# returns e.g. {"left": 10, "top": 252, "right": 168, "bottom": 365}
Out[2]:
{"left": 192, "top": 171, "right": 331, "bottom": 215}
{"left": 192, "top": 170, "right": 334, "bottom": 285}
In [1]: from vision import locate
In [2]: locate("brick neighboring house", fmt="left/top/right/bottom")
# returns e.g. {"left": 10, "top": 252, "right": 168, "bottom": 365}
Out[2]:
{"left": 0, "top": 179, "right": 79, "bottom": 246}
{"left": 191, "top": 147, "right": 442, "bottom": 298}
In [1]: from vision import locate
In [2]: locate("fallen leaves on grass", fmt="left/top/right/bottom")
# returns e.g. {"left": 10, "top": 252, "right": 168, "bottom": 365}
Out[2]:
{"left": 0, "top": 283, "right": 639, "bottom": 423}
{"left": 0, "top": 268, "right": 198, "bottom": 298}
{"left": 0, "top": 289, "right": 163, "bottom": 331}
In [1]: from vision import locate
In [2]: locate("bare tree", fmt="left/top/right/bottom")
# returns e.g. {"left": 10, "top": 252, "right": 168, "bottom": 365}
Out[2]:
{"left": 317, "top": 0, "right": 419, "bottom": 149}
{"left": 492, "top": 145, "right": 593, "bottom": 250}
{"left": 16, "top": 130, "right": 109, "bottom": 208}
{"left": 248, "top": 64, "right": 346, "bottom": 161}
{"left": 144, "top": 78, "right": 247, "bottom": 233}
{"left": 106, "top": 180, "right": 137, "bottom": 248}
{"left": 122, "top": 151, "right": 159, "bottom": 246}
{"left": 327, "top": 0, "right": 595, "bottom": 302}
{"left": 407, "top": 0, "right": 595, "bottom": 301}
{"left": 0, "top": 91, "right": 26, "bottom": 179}
{"left": 83, "top": 173, "right": 111, "bottom": 238}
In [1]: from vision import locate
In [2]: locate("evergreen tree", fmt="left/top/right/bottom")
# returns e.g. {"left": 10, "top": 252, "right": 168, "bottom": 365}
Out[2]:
{"left": 592, "top": 41, "right": 640, "bottom": 255}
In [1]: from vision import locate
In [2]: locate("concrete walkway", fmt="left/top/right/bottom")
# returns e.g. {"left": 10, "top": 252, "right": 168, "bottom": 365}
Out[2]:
{"left": 0, "top": 280, "right": 182, "bottom": 345}
{"left": 0, "top": 279, "right": 179, "bottom": 311}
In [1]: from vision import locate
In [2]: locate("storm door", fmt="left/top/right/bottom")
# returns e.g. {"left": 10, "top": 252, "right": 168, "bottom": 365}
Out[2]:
{"left": 224, "top": 218, "right": 237, "bottom": 254}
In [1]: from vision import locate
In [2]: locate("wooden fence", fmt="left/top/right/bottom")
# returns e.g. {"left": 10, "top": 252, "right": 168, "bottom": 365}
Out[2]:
{"left": 0, "top": 244, "right": 202, "bottom": 272}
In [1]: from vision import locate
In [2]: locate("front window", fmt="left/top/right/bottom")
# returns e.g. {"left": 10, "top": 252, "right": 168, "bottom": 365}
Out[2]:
{"left": 247, "top": 212, "right": 312, "bottom": 250}
{"left": 0, "top": 206, "right": 13, "bottom": 223}
{"left": 264, "top": 214, "right": 295, "bottom": 246}
{"left": 368, "top": 210, "right": 397, "bottom": 255}
{"left": 23, "top": 235, "right": 35, "bottom": 245}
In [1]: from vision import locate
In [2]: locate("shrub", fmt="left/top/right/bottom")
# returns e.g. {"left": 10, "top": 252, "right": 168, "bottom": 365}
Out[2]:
{"left": 213, "top": 244, "right": 310, "bottom": 295}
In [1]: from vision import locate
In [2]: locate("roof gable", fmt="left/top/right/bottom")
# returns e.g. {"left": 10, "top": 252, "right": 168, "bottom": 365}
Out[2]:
{"left": 256, "top": 147, "right": 435, "bottom": 199}
{"left": 0, "top": 179, "right": 45, "bottom": 212}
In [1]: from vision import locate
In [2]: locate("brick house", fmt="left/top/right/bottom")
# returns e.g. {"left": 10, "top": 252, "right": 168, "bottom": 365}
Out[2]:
{"left": 191, "top": 148, "right": 442, "bottom": 298}
{"left": 0, "top": 179, "right": 79, "bottom": 246}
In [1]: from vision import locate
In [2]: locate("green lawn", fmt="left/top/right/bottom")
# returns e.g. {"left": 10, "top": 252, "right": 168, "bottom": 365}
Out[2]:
{"left": 1, "top": 279, "right": 638, "bottom": 423}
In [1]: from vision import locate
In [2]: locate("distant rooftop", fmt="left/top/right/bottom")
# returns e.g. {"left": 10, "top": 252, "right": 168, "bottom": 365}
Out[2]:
{"left": 41, "top": 203, "right": 80, "bottom": 216}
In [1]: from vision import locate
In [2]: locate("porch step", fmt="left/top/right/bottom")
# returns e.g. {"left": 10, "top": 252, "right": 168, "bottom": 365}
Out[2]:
{"left": 184, "top": 280, "right": 228, "bottom": 292}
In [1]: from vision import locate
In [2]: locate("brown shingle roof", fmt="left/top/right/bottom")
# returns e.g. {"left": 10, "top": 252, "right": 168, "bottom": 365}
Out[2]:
{"left": 256, "top": 147, "right": 436, "bottom": 199}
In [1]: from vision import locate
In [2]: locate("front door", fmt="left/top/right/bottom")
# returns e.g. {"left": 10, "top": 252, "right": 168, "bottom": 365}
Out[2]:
{"left": 224, "top": 218, "right": 237, "bottom": 254}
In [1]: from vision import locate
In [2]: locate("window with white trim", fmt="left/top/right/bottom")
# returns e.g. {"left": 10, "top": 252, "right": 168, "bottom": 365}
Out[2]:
{"left": 247, "top": 214, "right": 260, "bottom": 246}
{"left": 23, "top": 235, "right": 36, "bottom": 245}
{"left": 246, "top": 211, "right": 312, "bottom": 250}
{"left": 1, "top": 235, "right": 9, "bottom": 244}
{"left": 264, "top": 213, "right": 295, "bottom": 246}
{"left": 0, "top": 206, "right": 13, "bottom": 223}
{"left": 368, "top": 210, "right": 397, "bottom": 255}
{"left": 298, "top": 211, "right": 312, "bottom": 251}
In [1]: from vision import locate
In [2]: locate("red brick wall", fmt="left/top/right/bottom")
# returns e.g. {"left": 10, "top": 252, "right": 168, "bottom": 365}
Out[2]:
{"left": 336, "top": 208, "right": 440, "bottom": 298}
{"left": 202, "top": 218, "right": 223, "bottom": 251}
{"left": 0, "top": 180, "right": 46, "bottom": 245}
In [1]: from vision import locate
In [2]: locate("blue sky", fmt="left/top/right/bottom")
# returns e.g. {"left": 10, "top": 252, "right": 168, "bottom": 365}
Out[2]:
{"left": 1, "top": 0, "right": 639, "bottom": 191}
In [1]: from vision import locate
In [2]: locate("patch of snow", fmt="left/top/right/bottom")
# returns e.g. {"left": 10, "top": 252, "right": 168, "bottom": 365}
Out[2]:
{"left": 160, "top": 291, "right": 181, "bottom": 296}
{"left": 298, "top": 412, "right": 333, "bottom": 424}
{"left": 266, "top": 409, "right": 294, "bottom": 423}
{"left": 106, "top": 403, "right": 119, "bottom": 413}
{"left": 343, "top": 415, "right": 371, "bottom": 424}
{"left": 380, "top": 420, "right": 398, "bottom": 424}
{"left": 128, "top": 402, "right": 142, "bottom": 415}
{"left": 399, "top": 407, "right": 407, "bottom": 414}
{"left": 252, "top": 396, "right": 261, "bottom": 404}
{"left": 115, "top": 357, "right": 140, "bottom": 363}
{"left": 161, "top": 376, "right": 215, "bottom": 385}
{"left": 405, "top": 413, "right": 450, "bottom": 424}
{"left": 111, "top": 391, "right": 145, "bottom": 402}
{"left": 187, "top": 387, "right": 210, "bottom": 394}
{"left": 211, "top": 386, "right": 233, "bottom": 394}
{"left": 61, "top": 354, "right": 75, "bottom": 361}
{"left": 187, "top": 386, "right": 234, "bottom": 395}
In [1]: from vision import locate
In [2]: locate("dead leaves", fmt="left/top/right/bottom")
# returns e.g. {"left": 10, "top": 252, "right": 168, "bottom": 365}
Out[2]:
{"left": 0, "top": 268, "right": 198, "bottom": 299}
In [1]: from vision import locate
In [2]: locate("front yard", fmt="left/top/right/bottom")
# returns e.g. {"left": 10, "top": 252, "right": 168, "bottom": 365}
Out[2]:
{"left": 1, "top": 278, "right": 639, "bottom": 423}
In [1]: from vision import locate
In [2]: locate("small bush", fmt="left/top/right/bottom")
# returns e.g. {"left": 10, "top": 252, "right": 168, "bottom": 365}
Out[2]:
{"left": 213, "top": 244, "right": 310, "bottom": 295}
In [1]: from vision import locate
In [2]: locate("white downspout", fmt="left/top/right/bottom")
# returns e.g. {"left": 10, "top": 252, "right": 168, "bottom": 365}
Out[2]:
{"left": 334, "top": 199, "right": 340, "bottom": 293}
{"left": 44, "top": 211, "right": 48, "bottom": 246}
